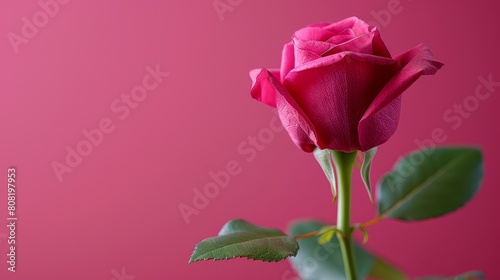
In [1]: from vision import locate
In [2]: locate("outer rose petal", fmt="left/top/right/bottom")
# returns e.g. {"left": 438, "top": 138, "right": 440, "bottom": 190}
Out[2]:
{"left": 358, "top": 44, "right": 443, "bottom": 150}
{"left": 250, "top": 68, "right": 280, "bottom": 107}
{"left": 284, "top": 52, "right": 398, "bottom": 152}
{"left": 370, "top": 28, "right": 392, "bottom": 58}
{"left": 357, "top": 97, "right": 401, "bottom": 151}
{"left": 280, "top": 42, "right": 295, "bottom": 82}
{"left": 276, "top": 93, "right": 317, "bottom": 152}
{"left": 250, "top": 69, "right": 318, "bottom": 152}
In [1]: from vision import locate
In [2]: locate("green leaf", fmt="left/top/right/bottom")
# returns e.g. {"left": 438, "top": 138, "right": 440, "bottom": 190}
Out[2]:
{"left": 290, "top": 220, "right": 407, "bottom": 280}
{"left": 416, "top": 271, "right": 485, "bottom": 280}
{"left": 376, "top": 147, "right": 483, "bottom": 221}
{"left": 314, "top": 148, "right": 337, "bottom": 201}
{"left": 288, "top": 221, "right": 375, "bottom": 279}
{"left": 189, "top": 219, "right": 298, "bottom": 263}
{"left": 361, "top": 147, "right": 377, "bottom": 203}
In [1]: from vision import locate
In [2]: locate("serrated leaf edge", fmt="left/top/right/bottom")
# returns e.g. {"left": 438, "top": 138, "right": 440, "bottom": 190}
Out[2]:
{"left": 189, "top": 235, "right": 298, "bottom": 264}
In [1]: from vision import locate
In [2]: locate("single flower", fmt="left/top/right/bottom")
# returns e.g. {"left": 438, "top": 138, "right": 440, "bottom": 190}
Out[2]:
{"left": 250, "top": 16, "right": 443, "bottom": 152}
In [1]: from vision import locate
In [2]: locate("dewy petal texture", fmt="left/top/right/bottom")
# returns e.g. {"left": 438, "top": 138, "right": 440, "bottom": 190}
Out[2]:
{"left": 249, "top": 17, "right": 443, "bottom": 152}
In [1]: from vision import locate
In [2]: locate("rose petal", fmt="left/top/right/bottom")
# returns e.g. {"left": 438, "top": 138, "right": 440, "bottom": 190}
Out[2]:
{"left": 358, "top": 44, "right": 443, "bottom": 150}
{"left": 294, "top": 26, "right": 336, "bottom": 42}
{"left": 292, "top": 51, "right": 397, "bottom": 73}
{"left": 292, "top": 17, "right": 391, "bottom": 66}
{"left": 276, "top": 93, "right": 318, "bottom": 152}
{"left": 357, "top": 96, "right": 401, "bottom": 151}
{"left": 293, "top": 30, "right": 391, "bottom": 65}
{"left": 322, "top": 17, "right": 361, "bottom": 34}
{"left": 251, "top": 69, "right": 318, "bottom": 152}
{"left": 325, "top": 28, "right": 391, "bottom": 58}
{"left": 285, "top": 52, "right": 398, "bottom": 152}
{"left": 292, "top": 38, "right": 329, "bottom": 66}
{"left": 249, "top": 68, "right": 280, "bottom": 107}
{"left": 292, "top": 28, "right": 339, "bottom": 66}
{"left": 280, "top": 42, "right": 295, "bottom": 82}
{"left": 370, "top": 28, "right": 392, "bottom": 58}
{"left": 293, "top": 36, "right": 335, "bottom": 54}
{"left": 326, "top": 33, "right": 355, "bottom": 44}
{"left": 323, "top": 32, "right": 376, "bottom": 57}
{"left": 325, "top": 17, "right": 391, "bottom": 58}
{"left": 293, "top": 33, "right": 355, "bottom": 56}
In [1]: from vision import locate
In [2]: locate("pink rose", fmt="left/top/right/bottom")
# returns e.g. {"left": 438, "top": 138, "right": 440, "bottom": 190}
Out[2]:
{"left": 250, "top": 17, "right": 443, "bottom": 152}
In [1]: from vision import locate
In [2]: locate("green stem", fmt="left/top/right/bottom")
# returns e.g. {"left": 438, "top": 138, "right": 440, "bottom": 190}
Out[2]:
{"left": 332, "top": 151, "right": 358, "bottom": 280}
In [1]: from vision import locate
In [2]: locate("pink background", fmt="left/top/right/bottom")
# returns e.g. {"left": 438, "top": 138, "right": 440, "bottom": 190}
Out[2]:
{"left": 0, "top": 0, "right": 499, "bottom": 279}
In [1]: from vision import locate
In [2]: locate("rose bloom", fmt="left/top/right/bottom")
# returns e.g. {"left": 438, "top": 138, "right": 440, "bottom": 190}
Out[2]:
{"left": 250, "top": 17, "right": 443, "bottom": 152}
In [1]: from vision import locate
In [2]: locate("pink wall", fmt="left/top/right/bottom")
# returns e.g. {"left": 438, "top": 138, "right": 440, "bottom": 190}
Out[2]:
{"left": 0, "top": 0, "right": 498, "bottom": 279}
